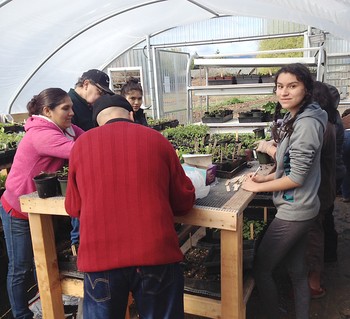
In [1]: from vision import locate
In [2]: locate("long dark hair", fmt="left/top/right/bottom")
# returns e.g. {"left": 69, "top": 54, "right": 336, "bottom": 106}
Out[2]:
{"left": 120, "top": 77, "right": 143, "bottom": 96}
{"left": 27, "top": 88, "right": 68, "bottom": 116}
{"left": 271, "top": 63, "right": 314, "bottom": 142}
{"left": 313, "top": 81, "right": 337, "bottom": 124}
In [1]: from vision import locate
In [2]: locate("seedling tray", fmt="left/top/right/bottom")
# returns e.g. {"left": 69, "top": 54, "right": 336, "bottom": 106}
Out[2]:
{"left": 202, "top": 114, "right": 233, "bottom": 123}
{"left": 238, "top": 116, "right": 264, "bottom": 123}
{"left": 215, "top": 161, "right": 247, "bottom": 179}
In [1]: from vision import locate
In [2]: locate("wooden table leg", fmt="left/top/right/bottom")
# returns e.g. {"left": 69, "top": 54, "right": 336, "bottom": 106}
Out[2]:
{"left": 28, "top": 213, "right": 65, "bottom": 318}
{"left": 221, "top": 213, "right": 244, "bottom": 319}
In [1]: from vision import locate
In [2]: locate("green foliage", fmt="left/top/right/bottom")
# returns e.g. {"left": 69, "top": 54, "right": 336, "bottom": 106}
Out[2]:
{"left": 57, "top": 165, "right": 69, "bottom": 178}
{"left": 239, "top": 133, "right": 258, "bottom": 149}
{"left": 215, "top": 97, "right": 243, "bottom": 107}
{"left": 0, "top": 174, "right": 6, "bottom": 189}
{"left": 163, "top": 124, "right": 209, "bottom": 142}
{"left": 208, "top": 98, "right": 243, "bottom": 110}
{"left": 262, "top": 101, "right": 287, "bottom": 115}
{"left": 257, "top": 36, "right": 304, "bottom": 74}
{"left": 262, "top": 101, "right": 277, "bottom": 114}
{"left": 0, "top": 128, "right": 24, "bottom": 150}
{"left": 243, "top": 218, "right": 265, "bottom": 240}
{"left": 163, "top": 124, "right": 210, "bottom": 160}
{"left": 147, "top": 118, "right": 163, "bottom": 126}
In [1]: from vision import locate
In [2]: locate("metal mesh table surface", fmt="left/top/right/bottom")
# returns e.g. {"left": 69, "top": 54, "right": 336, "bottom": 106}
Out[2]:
{"left": 195, "top": 162, "right": 258, "bottom": 209}
{"left": 195, "top": 178, "right": 237, "bottom": 208}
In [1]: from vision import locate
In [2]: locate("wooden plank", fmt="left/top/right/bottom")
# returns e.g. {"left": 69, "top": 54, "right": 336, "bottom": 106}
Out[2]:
{"left": 60, "top": 278, "right": 144, "bottom": 319}
{"left": 28, "top": 213, "right": 65, "bottom": 318}
{"left": 183, "top": 293, "right": 221, "bottom": 318}
{"left": 180, "top": 226, "right": 206, "bottom": 254}
{"left": 61, "top": 277, "right": 83, "bottom": 298}
{"left": 20, "top": 194, "right": 67, "bottom": 216}
{"left": 174, "top": 206, "right": 237, "bottom": 231}
{"left": 222, "top": 163, "right": 275, "bottom": 213}
{"left": 221, "top": 215, "right": 244, "bottom": 319}
{"left": 0, "top": 163, "right": 12, "bottom": 171}
{"left": 21, "top": 195, "right": 238, "bottom": 231}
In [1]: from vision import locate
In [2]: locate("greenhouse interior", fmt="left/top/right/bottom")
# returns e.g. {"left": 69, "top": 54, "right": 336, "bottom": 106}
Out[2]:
{"left": 1, "top": 1, "right": 350, "bottom": 319}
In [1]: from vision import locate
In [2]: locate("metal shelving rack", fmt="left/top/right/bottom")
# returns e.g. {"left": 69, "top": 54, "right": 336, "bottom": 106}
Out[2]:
{"left": 186, "top": 46, "right": 326, "bottom": 123}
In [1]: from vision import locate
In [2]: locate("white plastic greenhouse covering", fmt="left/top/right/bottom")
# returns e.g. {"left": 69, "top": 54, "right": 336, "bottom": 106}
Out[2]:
{"left": 1, "top": 0, "right": 350, "bottom": 114}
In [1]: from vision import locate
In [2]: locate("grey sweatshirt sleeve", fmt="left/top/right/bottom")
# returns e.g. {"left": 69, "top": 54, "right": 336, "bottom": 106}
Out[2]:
{"left": 287, "top": 116, "right": 324, "bottom": 185}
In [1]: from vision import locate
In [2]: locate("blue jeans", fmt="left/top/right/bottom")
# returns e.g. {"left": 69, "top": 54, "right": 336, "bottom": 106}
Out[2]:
{"left": 0, "top": 204, "right": 34, "bottom": 319}
{"left": 70, "top": 217, "right": 80, "bottom": 245}
{"left": 83, "top": 263, "right": 184, "bottom": 319}
{"left": 342, "top": 130, "right": 350, "bottom": 199}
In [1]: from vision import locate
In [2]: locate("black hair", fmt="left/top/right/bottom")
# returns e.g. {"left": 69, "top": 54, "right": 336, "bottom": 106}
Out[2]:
{"left": 120, "top": 77, "right": 143, "bottom": 96}
{"left": 27, "top": 88, "right": 68, "bottom": 116}
{"left": 342, "top": 108, "right": 350, "bottom": 118}
{"left": 271, "top": 63, "right": 314, "bottom": 142}
{"left": 313, "top": 81, "right": 337, "bottom": 124}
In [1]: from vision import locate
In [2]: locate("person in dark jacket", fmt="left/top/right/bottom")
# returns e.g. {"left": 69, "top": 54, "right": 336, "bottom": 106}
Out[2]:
{"left": 307, "top": 81, "right": 337, "bottom": 298}
{"left": 121, "top": 77, "right": 148, "bottom": 126}
{"left": 68, "top": 69, "right": 114, "bottom": 251}
{"left": 69, "top": 69, "right": 114, "bottom": 131}
{"left": 341, "top": 108, "right": 350, "bottom": 202}
{"left": 323, "top": 83, "right": 343, "bottom": 262}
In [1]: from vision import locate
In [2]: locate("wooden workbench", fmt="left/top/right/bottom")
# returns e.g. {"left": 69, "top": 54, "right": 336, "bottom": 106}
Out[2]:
{"left": 20, "top": 163, "right": 273, "bottom": 319}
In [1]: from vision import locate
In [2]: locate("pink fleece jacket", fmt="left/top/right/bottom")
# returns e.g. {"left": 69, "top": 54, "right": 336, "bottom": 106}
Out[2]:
{"left": 2, "top": 116, "right": 84, "bottom": 216}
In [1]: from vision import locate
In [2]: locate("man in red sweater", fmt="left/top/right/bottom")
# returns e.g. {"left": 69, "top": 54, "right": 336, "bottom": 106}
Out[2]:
{"left": 65, "top": 94, "right": 195, "bottom": 319}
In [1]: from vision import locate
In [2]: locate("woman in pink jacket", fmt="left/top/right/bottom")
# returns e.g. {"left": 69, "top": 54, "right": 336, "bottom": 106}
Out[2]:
{"left": 0, "top": 88, "right": 84, "bottom": 319}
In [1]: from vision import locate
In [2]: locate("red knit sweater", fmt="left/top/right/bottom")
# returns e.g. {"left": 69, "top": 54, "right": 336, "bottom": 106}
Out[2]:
{"left": 65, "top": 119, "right": 195, "bottom": 272}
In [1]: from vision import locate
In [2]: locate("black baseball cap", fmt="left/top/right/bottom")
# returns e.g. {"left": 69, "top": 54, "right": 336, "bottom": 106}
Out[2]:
{"left": 92, "top": 94, "right": 133, "bottom": 125}
{"left": 81, "top": 69, "right": 114, "bottom": 95}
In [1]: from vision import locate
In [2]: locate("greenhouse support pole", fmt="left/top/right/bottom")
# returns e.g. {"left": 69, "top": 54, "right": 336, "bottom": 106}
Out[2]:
{"left": 146, "top": 35, "right": 156, "bottom": 119}
{"left": 205, "top": 67, "right": 209, "bottom": 111}
{"left": 152, "top": 45, "right": 161, "bottom": 119}
{"left": 186, "top": 54, "right": 196, "bottom": 124}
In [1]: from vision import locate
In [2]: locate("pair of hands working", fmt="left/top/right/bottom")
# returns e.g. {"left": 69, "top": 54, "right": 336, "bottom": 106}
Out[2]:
{"left": 241, "top": 139, "right": 276, "bottom": 192}
{"left": 242, "top": 138, "right": 300, "bottom": 193}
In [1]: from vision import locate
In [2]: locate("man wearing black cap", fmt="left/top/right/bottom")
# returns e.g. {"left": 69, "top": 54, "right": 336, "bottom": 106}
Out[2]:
{"left": 67, "top": 69, "right": 114, "bottom": 254}
{"left": 65, "top": 94, "right": 195, "bottom": 319}
{"left": 68, "top": 69, "right": 114, "bottom": 131}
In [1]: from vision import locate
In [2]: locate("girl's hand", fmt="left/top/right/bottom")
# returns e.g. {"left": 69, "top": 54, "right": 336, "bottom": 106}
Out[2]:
{"left": 242, "top": 177, "right": 260, "bottom": 192}
{"left": 245, "top": 173, "right": 266, "bottom": 183}
{"left": 242, "top": 173, "right": 266, "bottom": 192}
{"left": 251, "top": 174, "right": 266, "bottom": 183}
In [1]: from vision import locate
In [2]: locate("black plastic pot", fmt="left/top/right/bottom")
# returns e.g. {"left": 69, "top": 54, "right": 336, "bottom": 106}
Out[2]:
{"left": 253, "top": 128, "right": 265, "bottom": 139}
{"left": 33, "top": 173, "right": 58, "bottom": 198}
{"left": 256, "top": 151, "right": 274, "bottom": 164}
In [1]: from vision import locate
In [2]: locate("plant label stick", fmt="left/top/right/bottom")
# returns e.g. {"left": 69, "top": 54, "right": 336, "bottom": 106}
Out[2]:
{"left": 250, "top": 223, "right": 254, "bottom": 240}
{"left": 252, "top": 166, "right": 261, "bottom": 177}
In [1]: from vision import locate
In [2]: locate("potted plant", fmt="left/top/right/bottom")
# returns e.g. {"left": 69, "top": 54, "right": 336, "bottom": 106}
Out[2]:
{"left": 243, "top": 218, "right": 266, "bottom": 269}
{"left": 256, "top": 151, "right": 274, "bottom": 164}
{"left": 33, "top": 172, "right": 58, "bottom": 198}
{"left": 57, "top": 165, "right": 69, "bottom": 196}
{"left": 253, "top": 128, "right": 265, "bottom": 139}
